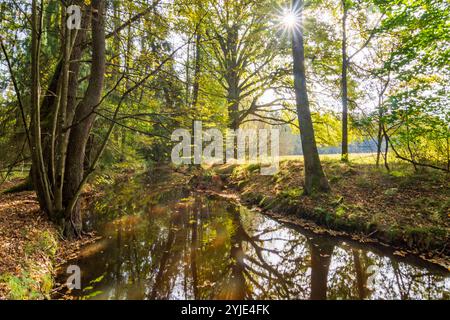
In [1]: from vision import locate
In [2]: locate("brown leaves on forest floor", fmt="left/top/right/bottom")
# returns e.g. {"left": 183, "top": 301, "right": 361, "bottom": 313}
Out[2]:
{"left": 239, "top": 160, "right": 449, "bottom": 229}
{"left": 0, "top": 180, "right": 99, "bottom": 299}
{"left": 0, "top": 180, "right": 57, "bottom": 299}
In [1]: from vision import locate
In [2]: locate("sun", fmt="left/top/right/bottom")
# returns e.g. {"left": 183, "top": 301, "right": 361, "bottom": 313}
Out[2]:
{"left": 282, "top": 12, "right": 297, "bottom": 29}
{"left": 277, "top": 7, "right": 301, "bottom": 33}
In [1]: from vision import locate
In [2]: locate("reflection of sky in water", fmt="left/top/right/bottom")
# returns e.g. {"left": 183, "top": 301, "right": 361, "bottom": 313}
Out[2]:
{"left": 240, "top": 209, "right": 449, "bottom": 300}
{"left": 60, "top": 187, "right": 449, "bottom": 300}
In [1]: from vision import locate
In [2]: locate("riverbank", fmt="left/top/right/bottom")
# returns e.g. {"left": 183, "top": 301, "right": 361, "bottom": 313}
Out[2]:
{"left": 209, "top": 155, "right": 449, "bottom": 267}
{"left": 1, "top": 159, "right": 448, "bottom": 299}
{"left": 51, "top": 166, "right": 449, "bottom": 300}
{"left": 0, "top": 180, "right": 57, "bottom": 299}
{"left": 0, "top": 179, "right": 99, "bottom": 300}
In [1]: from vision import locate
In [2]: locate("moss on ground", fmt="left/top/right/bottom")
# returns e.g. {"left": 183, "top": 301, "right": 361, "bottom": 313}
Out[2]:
{"left": 0, "top": 178, "right": 99, "bottom": 300}
{"left": 0, "top": 187, "right": 59, "bottom": 300}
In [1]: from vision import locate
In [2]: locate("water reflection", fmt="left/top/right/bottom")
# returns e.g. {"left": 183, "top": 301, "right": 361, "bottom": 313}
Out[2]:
{"left": 62, "top": 179, "right": 449, "bottom": 300}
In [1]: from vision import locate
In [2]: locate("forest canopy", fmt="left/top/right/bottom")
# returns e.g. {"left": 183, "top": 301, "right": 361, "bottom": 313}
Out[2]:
{"left": 0, "top": 0, "right": 448, "bottom": 236}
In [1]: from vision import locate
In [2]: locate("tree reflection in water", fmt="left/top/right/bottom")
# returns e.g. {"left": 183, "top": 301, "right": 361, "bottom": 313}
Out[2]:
{"left": 62, "top": 182, "right": 449, "bottom": 300}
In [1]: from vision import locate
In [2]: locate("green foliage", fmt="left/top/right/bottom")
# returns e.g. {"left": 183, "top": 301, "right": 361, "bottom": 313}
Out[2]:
{"left": 1, "top": 272, "right": 40, "bottom": 300}
{"left": 1, "top": 270, "right": 52, "bottom": 300}
{"left": 279, "top": 187, "right": 304, "bottom": 200}
{"left": 372, "top": 0, "right": 450, "bottom": 170}
{"left": 35, "top": 231, "right": 58, "bottom": 257}
{"left": 403, "top": 226, "right": 448, "bottom": 250}
{"left": 246, "top": 163, "right": 261, "bottom": 173}
{"left": 2, "top": 230, "right": 59, "bottom": 300}
{"left": 355, "top": 176, "right": 373, "bottom": 189}
{"left": 1, "top": 0, "right": 448, "bottom": 179}
{"left": 335, "top": 204, "right": 347, "bottom": 218}
{"left": 383, "top": 187, "right": 398, "bottom": 196}
{"left": 231, "top": 166, "right": 251, "bottom": 182}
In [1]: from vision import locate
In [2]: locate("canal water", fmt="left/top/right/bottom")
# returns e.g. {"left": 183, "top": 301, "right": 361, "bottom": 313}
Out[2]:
{"left": 58, "top": 174, "right": 449, "bottom": 300}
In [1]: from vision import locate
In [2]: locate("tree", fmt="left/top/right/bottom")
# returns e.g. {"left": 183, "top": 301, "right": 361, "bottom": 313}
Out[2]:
{"left": 291, "top": 0, "right": 330, "bottom": 194}
{"left": 11, "top": 0, "right": 182, "bottom": 237}
{"left": 28, "top": 0, "right": 106, "bottom": 237}
{"left": 340, "top": 0, "right": 349, "bottom": 162}
{"left": 339, "top": 0, "right": 381, "bottom": 162}
{"left": 203, "top": 0, "right": 286, "bottom": 131}
{"left": 375, "top": 0, "right": 450, "bottom": 172}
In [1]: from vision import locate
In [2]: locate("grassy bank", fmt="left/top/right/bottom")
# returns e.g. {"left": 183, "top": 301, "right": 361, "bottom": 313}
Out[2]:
{"left": 0, "top": 181, "right": 103, "bottom": 300}
{"left": 0, "top": 180, "right": 58, "bottom": 299}
{"left": 0, "top": 160, "right": 148, "bottom": 300}
{"left": 212, "top": 154, "right": 449, "bottom": 259}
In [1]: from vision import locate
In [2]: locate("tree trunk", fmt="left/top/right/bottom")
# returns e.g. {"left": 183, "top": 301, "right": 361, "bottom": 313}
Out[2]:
{"left": 192, "top": 31, "right": 202, "bottom": 111}
{"left": 376, "top": 113, "right": 383, "bottom": 167}
{"left": 341, "top": 0, "right": 349, "bottom": 162}
{"left": 447, "top": 130, "right": 450, "bottom": 172}
{"left": 63, "top": 0, "right": 106, "bottom": 238}
{"left": 29, "top": 0, "right": 106, "bottom": 238}
{"left": 383, "top": 129, "right": 390, "bottom": 171}
{"left": 227, "top": 76, "right": 240, "bottom": 131}
{"left": 292, "top": 0, "right": 330, "bottom": 194}
{"left": 225, "top": 24, "right": 240, "bottom": 132}
{"left": 30, "top": 0, "right": 54, "bottom": 215}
